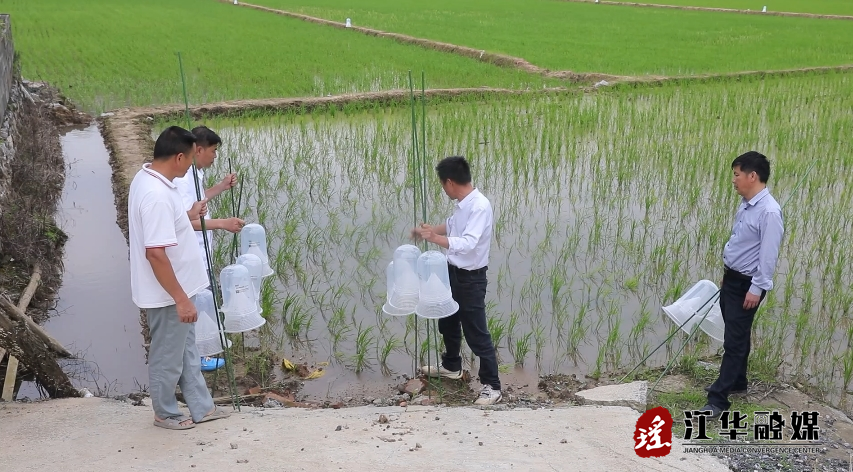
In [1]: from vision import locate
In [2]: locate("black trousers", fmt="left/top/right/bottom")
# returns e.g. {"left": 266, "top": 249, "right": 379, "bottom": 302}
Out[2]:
{"left": 706, "top": 268, "right": 766, "bottom": 410}
{"left": 437, "top": 264, "right": 501, "bottom": 390}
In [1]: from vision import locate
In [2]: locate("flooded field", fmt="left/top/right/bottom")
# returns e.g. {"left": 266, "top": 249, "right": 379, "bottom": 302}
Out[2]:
{"left": 149, "top": 72, "right": 853, "bottom": 404}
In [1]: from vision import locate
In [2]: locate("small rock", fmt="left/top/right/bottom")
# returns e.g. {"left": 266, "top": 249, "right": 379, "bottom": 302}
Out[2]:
{"left": 365, "top": 397, "right": 375, "bottom": 403}
{"left": 379, "top": 415, "right": 389, "bottom": 424}
{"left": 479, "top": 442, "right": 484, "bottom": 446}
{"left": 443, "top": 432, "right": 448, "bottom": 435}
{"left": 335, "top": 425, "right": 342, "bottom": 431}
{"left": 399, "top": 402, "right": 407, "bottom": 408}
{"left": 230, "top": 443, "right": 238, "bottom": 450}
{"left": 560, "top": 439, "right": 567, "bottom": 444}
{"left": 399, "top": 379, "right": 426, "bottom": 395}
{"left": 373, "top": 399, "right": 383, "bottom": 406}
{"left": 243, "top": 428, "right": 247, "bottom": 432}
{"left": 416, "top": 443, "right": 422, "bottom": 449}
{"left": 236, "top": 459, "right": 248, "bottom": 464}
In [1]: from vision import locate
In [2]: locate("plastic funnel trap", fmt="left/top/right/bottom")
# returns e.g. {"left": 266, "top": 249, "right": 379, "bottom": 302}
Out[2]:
{"left": 382, "top": 261, "right": 413, "bottom": 316}
{"left": 661, "top": 279, "right": 723, "bottom": 340}
{"left": 415, "top": 250, "right": 458, "bottom": 319}
{"left": 388, "top": 245, "right": 421, "bottom": 312}
{"left": 240, "top": 223, "right": 274, "bottom": 277}
{"left": 219, "top": 264, "right": 266, "bottom": 333}
{"left": 237, "top": 253, "right": 264, "bottom": 314}
{"left": 194, "top": 289, "right": 231, "bottom": 357}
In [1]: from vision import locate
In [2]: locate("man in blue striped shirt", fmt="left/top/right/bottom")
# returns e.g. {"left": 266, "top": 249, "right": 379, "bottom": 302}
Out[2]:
{"left": 702, "top": 151, "right": 784, "bottom": 417}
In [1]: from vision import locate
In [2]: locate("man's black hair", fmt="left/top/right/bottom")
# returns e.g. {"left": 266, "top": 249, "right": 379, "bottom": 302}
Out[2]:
{"left": 435, "top": 156, "right": 472, "bottom": 185}
{"left": 731, "top": 151, "right": 770, "bottom": 183}
{"left": 192, "top": 125, "right": 222, "bottom": 148}
{"left": 153, "top": 126, "right": 196, "bottom": 161}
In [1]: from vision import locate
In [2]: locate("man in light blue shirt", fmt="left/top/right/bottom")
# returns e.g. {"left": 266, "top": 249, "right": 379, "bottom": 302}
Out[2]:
{"left": 703, "top": 151, "right": 784, "bottom": 417}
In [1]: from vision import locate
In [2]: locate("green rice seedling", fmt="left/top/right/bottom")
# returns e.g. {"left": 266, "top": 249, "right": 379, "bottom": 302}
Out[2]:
{"left": 513, "top": 332, "right": 532, "bottom": 366}
{"left": 379, "top": 334, "right": 401, "bottom": 366}
{"left": 351, "top": 322, "right": 375, "bottom": 373}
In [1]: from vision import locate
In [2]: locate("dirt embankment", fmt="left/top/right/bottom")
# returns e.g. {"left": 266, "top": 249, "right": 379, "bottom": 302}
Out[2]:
{"left": 562, "top": 0, "right": 853, "bottom": 21}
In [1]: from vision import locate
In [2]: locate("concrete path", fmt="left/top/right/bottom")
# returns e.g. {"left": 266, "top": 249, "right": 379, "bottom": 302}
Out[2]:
{"left": 0, "top": 398, "right": 726, "bottom": 471}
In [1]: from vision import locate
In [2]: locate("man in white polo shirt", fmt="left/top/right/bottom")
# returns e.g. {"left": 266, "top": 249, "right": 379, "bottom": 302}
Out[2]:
{"left": 411, "top": 155, "right": 502, "bottom": 405}
{"left": 128, "top": 126, "right": 230, "bottom": 430}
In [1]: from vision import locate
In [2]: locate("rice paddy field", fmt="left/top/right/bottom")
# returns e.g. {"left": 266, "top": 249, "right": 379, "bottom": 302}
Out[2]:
{"left": 252, "top": 0, "right": 853, "bottom": 75}
{"left": 7, "top": 0, "right": 853, "bottom": 406}
{"left": 0, "top": 0, "right": 555, "bottom": 114}
{"left": 153, "top": 70, "right": 853, "bottom": 404}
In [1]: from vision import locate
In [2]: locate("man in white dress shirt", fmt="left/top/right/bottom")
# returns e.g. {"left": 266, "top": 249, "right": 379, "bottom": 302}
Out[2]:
{"left": 412, "top": 156, "right": 502, "bottom": 405}
{"left": 701, "top": 151, "right": 784, "bottom": 418}
{"left": 173, "top": 125, "right": 244, "bottom": 273}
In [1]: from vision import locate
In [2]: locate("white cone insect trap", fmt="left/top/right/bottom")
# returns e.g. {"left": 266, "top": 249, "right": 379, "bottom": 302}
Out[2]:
{"left": 661, "top": 279, "right": 724, "bottom": 342}
{"left": 382, "top": 261, "right": 414, "bottom": 316}
{"left": 384, "top": 244, "right": 421, "bottom": 314}
{"left": 236, "top": 253, "right": 264, "bottom": 315}
{"left": 415, "top": 250, "right": 458, "bottom": 319}
{"left": 220, "top": 264, "right": 266, "bottom": 333}
{"left": 240, "top": 223, "right": 274, "bottom": 277}
{"left": 194, "top": 288, "right": 232, "bottom": 357}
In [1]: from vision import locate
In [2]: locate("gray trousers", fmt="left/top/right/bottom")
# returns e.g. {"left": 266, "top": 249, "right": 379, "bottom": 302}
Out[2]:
{"left": 147, "top": 297, "right": 214, "bottom": 422}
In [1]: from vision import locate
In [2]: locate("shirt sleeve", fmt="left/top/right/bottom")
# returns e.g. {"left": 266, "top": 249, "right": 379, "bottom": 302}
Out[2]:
{"left": 749, "top": 209, "right": 784, "bottom": 295}
{"left": 140, "top": 199, "right": 178, "bottom": 249}
{"left": 447, "top": 205, "right": 490, "bottom": 256}
{"left": 172, "top": 174, "right": 198, "bottom": 212}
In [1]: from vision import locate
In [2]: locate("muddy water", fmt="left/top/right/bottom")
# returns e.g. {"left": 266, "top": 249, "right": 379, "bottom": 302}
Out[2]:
{"left": 18, "top": 125, "right": 147, "bottom": 399}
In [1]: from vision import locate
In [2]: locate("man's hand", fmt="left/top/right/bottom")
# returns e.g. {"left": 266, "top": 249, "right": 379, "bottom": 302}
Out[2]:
{"left": 176, "top": 298, "right": 198, "bottom": 323}
{"left": 188, "top": 198, "right": 208, "bottom": 220}
{"left": 743, "top": 292, "right": 761, "bottom": 310}
{"left": 418, "top": 223, "right": 435, "bottom": 243}
{"left": 219, "top": 173, "right": 238, "bottom": 191}
{"left": 410, "top": 226, "right": 424, "bottom": 242}
{"left": 223, "top": 217, "right": 246, "bottom": 233}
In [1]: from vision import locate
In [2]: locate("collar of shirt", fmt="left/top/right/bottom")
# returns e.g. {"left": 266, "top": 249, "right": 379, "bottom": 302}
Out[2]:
{"left": 743, "top": 187, "right": 769, "bottom": 207}
{"left": 142, "top": 163, "right": 177, "bottom": 189}
{"left": 455, "top": 188, "right": 482, "bottom": 209}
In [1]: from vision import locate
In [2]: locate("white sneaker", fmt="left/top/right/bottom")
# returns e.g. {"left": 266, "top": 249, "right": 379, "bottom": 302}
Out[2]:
{"left": 473, "top": 385, "right": 502, "bottom": 405}
{"left": 420, "top": 363, "right": 463, "bottom": 380}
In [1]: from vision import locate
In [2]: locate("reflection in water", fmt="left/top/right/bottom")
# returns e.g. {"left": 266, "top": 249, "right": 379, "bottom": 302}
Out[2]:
{"left": 19, "top": 124, "right": 147, "bottom": 399}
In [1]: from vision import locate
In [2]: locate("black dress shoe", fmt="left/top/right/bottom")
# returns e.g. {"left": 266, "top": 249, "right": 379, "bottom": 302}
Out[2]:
{"left": 700, "top": 404, "right": 724, "bottom": 419}
{"left": 704, "top": 385, "right": 747, "bottom": 395}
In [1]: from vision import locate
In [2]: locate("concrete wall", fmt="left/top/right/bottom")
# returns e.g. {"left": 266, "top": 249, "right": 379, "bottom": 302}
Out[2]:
{"left": 0, "top": 14, "right": 16, "bottom": 250}
{"left": 0, "top": 15, "right": 13, "bottom": 123}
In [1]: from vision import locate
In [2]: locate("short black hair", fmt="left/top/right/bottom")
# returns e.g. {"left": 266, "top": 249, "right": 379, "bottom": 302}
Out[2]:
{"left": 191, "top": 125, "right": 222, "bottom": 148}
{"left": 435, "top": 156, "right": 471, "bottom": 185}
{"left": 731, "top": 151, "right": 770, "bottom": 183}
{"left": 153, "top": 126, "right": 196, "bottom": 161}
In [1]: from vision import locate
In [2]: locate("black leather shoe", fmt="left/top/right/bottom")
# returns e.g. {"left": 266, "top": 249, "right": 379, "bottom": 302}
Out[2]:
{"left": 704, "top": 385, "right": 747, "bottom": 396}
{"left": 700, "top": 404, "right": 724, "bottom": 419}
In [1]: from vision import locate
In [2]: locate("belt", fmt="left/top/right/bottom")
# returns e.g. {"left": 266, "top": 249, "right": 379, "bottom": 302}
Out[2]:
{"left": 448, "top": 264, "right": 488, "bottom": 275}
{"left": 724, "top": 265, "right": 752, "bottom": 281}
